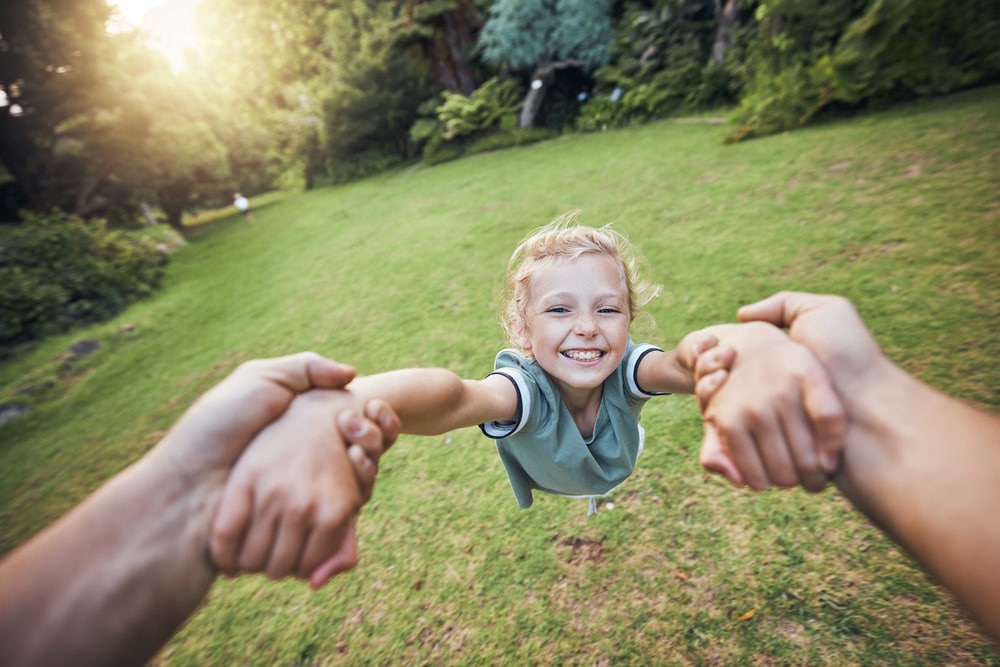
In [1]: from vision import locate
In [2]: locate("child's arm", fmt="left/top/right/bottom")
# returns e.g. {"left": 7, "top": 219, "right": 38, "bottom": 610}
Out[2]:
{"left": 210, "top": 367, "right": 518, "bottom": 587}
{"left": 639, "top": 323, "right": 845, "bottom": 492}
{"left": 345, "top": 368, "right": 519, "bottom": 434}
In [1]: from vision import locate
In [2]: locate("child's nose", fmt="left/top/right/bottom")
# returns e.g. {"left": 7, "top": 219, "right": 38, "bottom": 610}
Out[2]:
{"left": 575, "top": 313, "right": 598, "bottom": 335}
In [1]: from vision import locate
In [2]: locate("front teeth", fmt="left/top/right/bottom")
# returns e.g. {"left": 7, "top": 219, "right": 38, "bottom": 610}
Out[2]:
{"left": 564, "top": 350, "right": 603, "bottom": 362}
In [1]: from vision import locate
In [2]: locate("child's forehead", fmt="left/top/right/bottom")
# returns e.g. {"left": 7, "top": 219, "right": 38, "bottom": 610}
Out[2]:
{"left": 526, "top": 252, "right": 629, "bottom": 295}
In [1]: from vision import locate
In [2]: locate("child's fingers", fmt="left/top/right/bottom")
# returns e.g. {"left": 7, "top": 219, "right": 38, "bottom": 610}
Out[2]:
{"left": 210, "top": 484, "right": 254, "bottom": 576}
{"left": 308, "top": 516, "right": 360, "bottom": 589}
{"left": 337, "top": 411, "right": 379, "bottom": 459}
{"left": 695, "top": 369, "right": 729, "bottom": 413}
{"left": 688, "top": 331, "right": 719, "bottom": 358}
{"left": 367, "top": 399, "right": 401, "bottom": 455}
{"left": 694, "top": 346, "right": 736, "bottom": 381}
{"left": 699, "top": 422, "right": 744, "bottom": 486}
{"left": 337, "top": 410, "right": 380, "bottom": 502}
{"left": 348, "top": 445, "right": 377, "bottom": 502}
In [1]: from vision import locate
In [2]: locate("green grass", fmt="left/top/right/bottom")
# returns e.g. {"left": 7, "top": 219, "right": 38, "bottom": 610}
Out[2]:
{"left": 2, "top": 86, "right": 999, "bottom": 665}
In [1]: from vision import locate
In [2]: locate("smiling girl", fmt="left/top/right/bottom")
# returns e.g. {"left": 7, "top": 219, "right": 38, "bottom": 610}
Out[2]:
{"left": 210, "top": 212, "right": 845, "bottom": 575}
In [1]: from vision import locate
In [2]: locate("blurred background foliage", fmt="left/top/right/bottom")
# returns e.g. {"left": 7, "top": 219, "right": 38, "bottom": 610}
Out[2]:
{"left": 1, "top": 0, "right": 997, "bottom": 346}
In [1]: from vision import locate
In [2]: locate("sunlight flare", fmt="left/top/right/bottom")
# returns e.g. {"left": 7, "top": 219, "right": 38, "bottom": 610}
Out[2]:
{"left": 106, "top": 0, "right": 203, "bottom": 72}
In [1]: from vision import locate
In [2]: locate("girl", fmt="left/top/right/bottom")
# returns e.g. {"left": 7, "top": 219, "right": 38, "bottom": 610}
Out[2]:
{"left": 211, "top": 213, "right": 843, "bottom": 578}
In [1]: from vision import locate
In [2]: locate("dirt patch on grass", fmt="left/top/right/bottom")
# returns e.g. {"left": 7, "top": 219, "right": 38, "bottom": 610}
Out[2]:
{"left": 554, "top": 534, "right": 607, "bottom": 566}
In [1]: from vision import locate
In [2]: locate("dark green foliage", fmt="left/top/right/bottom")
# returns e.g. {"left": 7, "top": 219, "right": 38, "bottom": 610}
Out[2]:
{"left": 574, "top": 96, "right": 631, "bottom": 132}
{"left": 317, "top": 8, "right": 433, "bottom": 185}
{"left": 385, "top": 0, "right": 485, "bottom": 95}
{"left": 437, "top": 77, "right": 523, "bottom": 139}
{"left": 411, "top": 75, "right": 556, "bottom": 165}
{"left": 587, "top": 1, "right": 746, "bottom": 125}
{"left": 729, "top": 0, "right": 1000, "bottom": 141}
{"left": 0, "top": 211, "right": 168, "bottom": 349}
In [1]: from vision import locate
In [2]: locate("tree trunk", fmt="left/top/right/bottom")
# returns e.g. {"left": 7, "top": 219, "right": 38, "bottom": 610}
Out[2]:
{"left": 414, "top": 1, "right": 482, "bottom": 95}
{"left": 140, "top": 201, "right": 158, "bottom": 226}
{"left": 440, "top": 9, "right": 478, "bottom": 96}
{"left": 73, "top": 161, "right": 114, "bottom": 217}
{"left": 710, "top": 0, "right": 741, "bottom": 66}
{"left": 164, "top": 206, "right": 184, "bottom": 233}
{"left": 158, "top": 185, "right": 190, "bottom": 233}
{"left": 519, "top": 81, "right": 547, "bottom": 128}
{"left": 519, "top": 57, "right": 587, "bottom": 128}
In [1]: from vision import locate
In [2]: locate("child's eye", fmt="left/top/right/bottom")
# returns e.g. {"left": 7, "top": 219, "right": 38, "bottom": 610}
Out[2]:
{"left": 598, "top": 307, "right": 622, "bottom": 314}
{"left": 546, "top": 306, "right": 569, "bottom": 314}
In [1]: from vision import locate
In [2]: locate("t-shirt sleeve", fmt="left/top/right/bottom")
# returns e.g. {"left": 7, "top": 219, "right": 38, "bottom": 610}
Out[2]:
{"left": 625, "top": 342, "right": 670, "bottom": 399}
{"left": 479, "top": 349, "right": 535, "bottom": 439}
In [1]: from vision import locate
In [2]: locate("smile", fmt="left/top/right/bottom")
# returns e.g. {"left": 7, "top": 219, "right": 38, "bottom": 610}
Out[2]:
{"left": 562, "top": 349, "right": 605, "bottom": 362}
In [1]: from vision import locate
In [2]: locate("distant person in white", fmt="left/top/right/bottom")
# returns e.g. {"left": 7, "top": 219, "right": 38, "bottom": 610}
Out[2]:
{"left": 233, "top": 192, "right": 253, "bottom": 223}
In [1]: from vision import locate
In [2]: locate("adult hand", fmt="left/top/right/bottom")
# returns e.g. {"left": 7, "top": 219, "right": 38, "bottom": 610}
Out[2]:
{"left": 210, "top": 392, "right": 401, "bottom": 587}
{"left": 694, "top": 321, "right": 845, "bottom": 492}
{"left": 735, "top": 291, "right": 888, "bottom": 398}
{"left": 151, "top": 352, "right": 359, "bottom": 489}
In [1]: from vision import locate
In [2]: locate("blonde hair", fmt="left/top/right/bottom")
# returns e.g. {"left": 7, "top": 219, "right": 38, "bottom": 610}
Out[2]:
{"left": 499, "top": 211, "right": 661, "bottom": 349}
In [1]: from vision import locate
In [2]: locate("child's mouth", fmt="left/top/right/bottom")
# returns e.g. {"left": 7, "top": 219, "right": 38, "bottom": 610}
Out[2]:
{"left": 562, "top": 349, "right": 604, "bottom": 362}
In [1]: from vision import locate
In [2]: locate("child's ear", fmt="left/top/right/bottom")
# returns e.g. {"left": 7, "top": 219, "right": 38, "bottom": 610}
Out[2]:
{"left": 516, "top": 328, "right": 532, "bottom": 352}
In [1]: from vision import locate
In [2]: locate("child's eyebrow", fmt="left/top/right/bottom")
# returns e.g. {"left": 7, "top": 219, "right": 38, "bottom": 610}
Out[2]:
{"left": 539, "top": 291, "right": 627, "bottom": 303}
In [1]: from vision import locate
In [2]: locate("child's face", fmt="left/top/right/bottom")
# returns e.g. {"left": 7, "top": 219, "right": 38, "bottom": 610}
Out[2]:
{"left": 520, "top": 253, "right": 631, "bottom": 395}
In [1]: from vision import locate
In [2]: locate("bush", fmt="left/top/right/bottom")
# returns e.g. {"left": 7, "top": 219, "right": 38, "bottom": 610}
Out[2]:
{"left": 410, "top": 79, "right": 526, "bottom": 165}
{"left": 584, "top": 1, "right": 745, "bottom": 130}
{"left": 325, "top": 150, "right": 409, "bottom": 185}
{"left": 0, "top": 210, "right": 169, "bottom": 350}
{"left": 728, "top": 0, "right": 1000, "bottom": 141}
{"left": 574, "top": 96, "right": 630, "bottom": 133}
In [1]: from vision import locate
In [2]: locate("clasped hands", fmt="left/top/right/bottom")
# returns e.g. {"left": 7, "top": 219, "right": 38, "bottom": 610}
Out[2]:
{"left": 191, "top": 292, "right": 870, "bottom": 589}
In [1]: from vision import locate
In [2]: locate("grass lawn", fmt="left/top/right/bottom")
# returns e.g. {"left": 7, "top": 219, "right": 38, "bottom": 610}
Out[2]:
{"left": 1, "top": 86, "right": 998, "bottom": 665}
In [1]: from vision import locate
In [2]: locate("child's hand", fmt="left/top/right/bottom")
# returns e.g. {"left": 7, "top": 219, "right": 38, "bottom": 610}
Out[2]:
{"left": 210, "top": 390, "right": 398, "bottom": 588}
{"left": 695, "top": 322, "right": 846, "bottom": 492}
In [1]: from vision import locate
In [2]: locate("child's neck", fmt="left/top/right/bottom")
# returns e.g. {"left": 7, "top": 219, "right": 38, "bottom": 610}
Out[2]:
{"left": 557, "top": 385, "right": 604, "bottom": 440}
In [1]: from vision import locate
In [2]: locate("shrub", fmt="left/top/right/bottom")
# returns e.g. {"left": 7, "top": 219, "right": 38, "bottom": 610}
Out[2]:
{"left": 437, "top": 77, "right": 522, "bottom": 140}
{"left": 0, "top": 210, "right": 169, "bottom": 350}
{"left": 574, "top": 96, "right": 630, "bottom": 133}
{"left": 410, "top": 79, "right": 526, "bottom": 165}
{"left": 729, "top": 0, "right": 1000, "bottom": 141}
{"left": 585, "top": 0, "right": 746, "bottom": 130}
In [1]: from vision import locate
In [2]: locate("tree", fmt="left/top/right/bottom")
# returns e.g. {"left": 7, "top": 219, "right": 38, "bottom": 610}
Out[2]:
{"left": 579, "top": 0, "right": 743, "bottom": 127}
{"left": 196, "top": 0, "right": 431, "bottom": 187}
{"left": 0, "top": 0, "right": 153, "bottom": 220}
{"left": 478, "top": 0, "right": 614, "bottom": 127}
{"left": 709, "top": 0, "right": 742, "bottom": 66}
{"left": 388, "top": 0, "right": 486, "bottom": 96}
{"left": 144, "top": 95, "right": 230, "bottom": 231}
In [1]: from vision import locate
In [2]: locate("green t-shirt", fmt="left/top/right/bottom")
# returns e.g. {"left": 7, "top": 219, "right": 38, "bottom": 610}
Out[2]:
{"left": 480, "top": 341, "right": 665, "bottom": 508}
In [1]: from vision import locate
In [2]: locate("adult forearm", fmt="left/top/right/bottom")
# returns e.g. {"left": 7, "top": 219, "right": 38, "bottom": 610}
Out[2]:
{"left": 0, "top": 453, "right": 220, "bottom": 666}
{"left": 833, "top": 363, "right": 1000, "bottom": 640}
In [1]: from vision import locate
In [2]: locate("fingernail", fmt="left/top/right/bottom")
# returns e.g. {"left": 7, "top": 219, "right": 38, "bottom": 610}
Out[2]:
{"left": 348, "top": 445, "right": 370, "bottom": 467}
{"left": 346, "top": 416, "right": 367, "bottom": 438}
{"left": 823, "top": 452, "right": 841, "bottom": 473}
